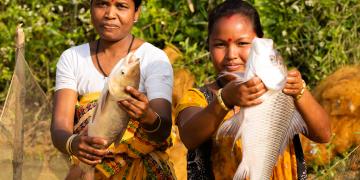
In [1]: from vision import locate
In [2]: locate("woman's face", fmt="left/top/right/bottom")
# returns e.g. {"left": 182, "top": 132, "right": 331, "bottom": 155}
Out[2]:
{"left": 91, "top": 0, "right": 140, "bottom": 41}
{"left": 209, "top": 14, "right": 256, "bottom": 73}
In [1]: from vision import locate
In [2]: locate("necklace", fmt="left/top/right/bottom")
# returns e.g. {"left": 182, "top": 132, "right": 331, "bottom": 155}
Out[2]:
{"left": 95, "top": 35, "right": 135, "bottom": 77}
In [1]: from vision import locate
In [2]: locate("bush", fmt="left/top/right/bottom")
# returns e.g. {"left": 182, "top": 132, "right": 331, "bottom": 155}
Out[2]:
{"left": 0, "top": 0, "right": 359, "bottom": 101}
{"left": 0, "top": 0, "right": 94, "bottom": 101}
{"left": 254, "top": 0, "right": 360, "bottom": 87}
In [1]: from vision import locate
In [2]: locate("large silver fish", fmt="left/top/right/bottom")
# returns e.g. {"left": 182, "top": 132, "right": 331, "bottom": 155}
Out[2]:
{"left": 88, "top": 52, "right": 140, "bottom": 146}
{"left": 217, "top": 38, "right": 308, "bottom": 180}
{"left": 79, "top": 53, "right": 140, "bottom": 177}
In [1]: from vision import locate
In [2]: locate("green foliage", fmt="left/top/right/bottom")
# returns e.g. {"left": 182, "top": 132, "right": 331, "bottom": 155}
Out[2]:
{"left": 0, "top": 0, "right": 359, "bottom": 176}
{"left": 0, "top": 0, "right": 359, "bottom": 101}
{"left": 0, "top": 0, "right": 94, "bottom": 101}
{"left": 132, "top": 0, "right": 222, "bottom": 85}
{"left": 253, "top": 0, "right": 360, "bottom": 87}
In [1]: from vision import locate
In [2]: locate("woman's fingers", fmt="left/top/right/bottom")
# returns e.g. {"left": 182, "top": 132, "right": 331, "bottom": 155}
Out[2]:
{"left": 248, "top": 82, "right": 266, "bottom": 94}
{"left": 243, "top": 98, "right": 263, "bottom": 106}
{"left": 72, "top": 135, "right": 109, "bottom": 165}
{"left": 125, "top": 86, "right": 148, "bottom": 103}
{"left": 78, "top": 156, "right": 101, "bottom": 165}
{"left": 78, "top": 150, "right": 102, "bottom": 161}
{"left": 247, "top": 88, "right": 266, "bottom": 100}
{"left": 118, "top": 86, "right": 150, "bottom": 121}
{"left": 118, "top": 99, "right": 145, "bottom": 119}
{"left": 245, "top": 76, "right": 262, "bottom": 87}
{"left": 284, "top": 69, "right": 303, "bottom": 95}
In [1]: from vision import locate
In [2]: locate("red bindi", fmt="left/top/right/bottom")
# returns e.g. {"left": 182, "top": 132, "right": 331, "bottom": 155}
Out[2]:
{"left": 225, "top": 14, "right": 236, "bottom": 19}
{"left": 228, "top": 38, "right": 232, "bottom": 42}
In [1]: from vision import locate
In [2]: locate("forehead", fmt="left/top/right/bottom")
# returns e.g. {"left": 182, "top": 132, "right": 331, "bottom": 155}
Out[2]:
{"left": 211, "top": 14, "right": 255, "bottom": 38}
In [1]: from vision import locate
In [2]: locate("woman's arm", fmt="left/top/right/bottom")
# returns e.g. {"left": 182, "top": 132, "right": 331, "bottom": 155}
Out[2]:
{"left": 143, "top": 98, "right": 172, "bottom": 142}
{"left": 176, "top": 100, "right": 228, "bottom": 150}
{"left": 177, "top": 77, "right": 266, "bottom": 150}
{"left": 283, "top": 70, "right": 331, "bottom": 143}
{"left": 295, "top": 89, "right": 331, "bottom": 143}
{"left": 51, "top": 89, "right": 108, "bottom": 165}
{"left": 51, "top": 89, "right": 78, "bottom": 154}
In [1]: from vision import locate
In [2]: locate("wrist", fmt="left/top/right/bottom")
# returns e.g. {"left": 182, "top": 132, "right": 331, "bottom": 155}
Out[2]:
{"left": 66, "top": 134, "right": 77, "bottom": 155}
{"left": 141, "top": 111, "right": 162, "bottom": 133}
{"left": 294, "top": 80, "right": 306, "bottom": 101}
{"left": 216, "top": 88, "right": 234, "bottom": 111}
{"left": 139, "top": 109, "right": 157, "bottom": 125}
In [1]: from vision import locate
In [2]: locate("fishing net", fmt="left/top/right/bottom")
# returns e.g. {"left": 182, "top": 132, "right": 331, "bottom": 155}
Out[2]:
{"left": 308, "top": 145, "right": 360, "bottom": 180}
{"left": 0, "top": 27, "right": 68, "bottom": 180}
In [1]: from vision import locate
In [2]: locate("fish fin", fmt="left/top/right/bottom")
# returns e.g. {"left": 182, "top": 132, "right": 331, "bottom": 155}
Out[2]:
{"left": 99, "top": 88, "right": 109, "bottom": 113}
{"left": 91, "top": 86, "right": 109, "bottom": 124}
{"left": 279, "top": 110, "right": 308, "bottom": 154}
{"left": 232, "top": 112, "right": 245, "bottom": 150}
{"left": 216, "top": 109, "right": 244, "bottom": 141}
{"left": 113, "top": 127, "right": 126, "bottom": 147}
{"left": 233, "top": 161, "right": 249, "bottom": 180}
{"left": 218, "top": 71, "right": 247, "bottom": 82}
{"left": 148, "top": 152, "right": 164, "bottom": 169}
{"left": 288, "top": 110, "right": 308, "bottom": 138}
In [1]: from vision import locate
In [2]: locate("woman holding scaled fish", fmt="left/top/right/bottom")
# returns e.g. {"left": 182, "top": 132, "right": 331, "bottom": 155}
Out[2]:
{"left": 175, "top": 0, "right": 331, "bottom": 179}
{"left": 51, "top": 0, "right": 175, "bottom": 179}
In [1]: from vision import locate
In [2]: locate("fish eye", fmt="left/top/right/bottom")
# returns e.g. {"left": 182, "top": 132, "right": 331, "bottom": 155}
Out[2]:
{"left": 121, "top": 70, "right": 125, "bottom": 75}
{"left": 270, "top": 55, "right": 277, "bottom": 64}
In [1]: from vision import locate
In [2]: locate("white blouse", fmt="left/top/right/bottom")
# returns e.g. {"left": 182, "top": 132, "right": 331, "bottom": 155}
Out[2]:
{"left": 55, "top": 42, "right": 173, "bottom": 103}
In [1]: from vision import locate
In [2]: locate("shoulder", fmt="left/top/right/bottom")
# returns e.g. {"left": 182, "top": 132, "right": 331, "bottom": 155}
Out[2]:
{"left": 57, "top": 43, "right": 90, "bottom": 68}
{"left": 135, "top": 42, "right": 169, "bottom": 62}
{"left": 60, "top": 43, "right": 89, "bottom": 58}
{"left": 175, "top": 88, "right": 208, "bottom": 116}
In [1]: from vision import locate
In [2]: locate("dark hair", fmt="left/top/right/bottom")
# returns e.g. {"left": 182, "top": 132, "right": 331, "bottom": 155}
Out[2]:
{"left": 208, "top": 0, "right": 263, "bottom": 38}
{"left": 90, "top": 0, "right": 142, "bottom": 11}
{"left": 133, "top": 0, "right": 142, "bottom": 11}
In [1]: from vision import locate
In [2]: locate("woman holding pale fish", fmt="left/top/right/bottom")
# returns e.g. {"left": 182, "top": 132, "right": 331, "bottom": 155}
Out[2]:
{"left": 175, "top": 0, "right": 331, "bottom": 179}
{"left": 51, "top": 0, "right": 175, "bottom": 179}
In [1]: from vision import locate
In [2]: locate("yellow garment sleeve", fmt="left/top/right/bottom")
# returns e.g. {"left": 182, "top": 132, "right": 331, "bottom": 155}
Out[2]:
{"left": 174, "top": 88, "right": 208, "bottom": 118}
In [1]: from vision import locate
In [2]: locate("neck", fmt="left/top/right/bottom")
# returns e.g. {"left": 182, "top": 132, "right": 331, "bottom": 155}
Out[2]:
{"left": 99, "top": 34, "right": 134, "bottom": 57}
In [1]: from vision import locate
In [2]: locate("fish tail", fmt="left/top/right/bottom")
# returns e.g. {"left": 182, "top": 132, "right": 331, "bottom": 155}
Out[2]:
{"left": 79, "top": 162, "right": 95, "bottom": 180}
{"left": 233, "top": 161, "right": 249, "bottom": 180}
{"left": 216, "top": 109, "right": 244, "bottom": 141}
{"left": 81, "top": 170, "right": 94, "bottom": 180}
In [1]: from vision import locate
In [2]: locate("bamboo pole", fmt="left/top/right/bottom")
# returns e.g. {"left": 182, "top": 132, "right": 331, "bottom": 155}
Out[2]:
{"left": 12, "top": 24, "right": 25, "bottom": 180}
{"left": 187, "top": 0, "right": 195, "bottom": 13}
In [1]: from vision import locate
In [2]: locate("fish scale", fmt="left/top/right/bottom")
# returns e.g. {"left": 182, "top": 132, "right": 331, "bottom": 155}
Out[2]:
{"left": 217, "top": 38, "right": 307, "bottom": 180}
{"left": 238, "top": 92, "right": 295, "bottom": 179}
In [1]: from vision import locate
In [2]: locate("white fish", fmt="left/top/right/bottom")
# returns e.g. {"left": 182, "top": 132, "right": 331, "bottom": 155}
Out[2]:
{"left": 216, "top": 38, "right": 308, "bottom": 180}
{"left": 88, "top": 52, "right": 140, "bottom": 146}
{"left": 80, "top": 53, "right": 140, "bottom": 175}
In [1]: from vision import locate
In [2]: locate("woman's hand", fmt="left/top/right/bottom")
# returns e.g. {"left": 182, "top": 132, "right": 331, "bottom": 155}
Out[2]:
{"left": 118, "top": 86, "right": 157, "bottom": 126}
{"left": 71, "top": 132, "right": 109, "bottom": 165}
{"left": 222, "top": 76, "right": 267, "bottom": 107}
{"left": 283, "top": 69, "right": 304, "bottom": 98}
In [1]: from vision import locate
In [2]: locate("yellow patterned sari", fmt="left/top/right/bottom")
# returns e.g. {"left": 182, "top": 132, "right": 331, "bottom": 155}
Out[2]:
{"left": 72, "top": 92, "right": 176, "bottom": 180}
{"left": 175, "top": 88, "right": 307, "bottom": 180}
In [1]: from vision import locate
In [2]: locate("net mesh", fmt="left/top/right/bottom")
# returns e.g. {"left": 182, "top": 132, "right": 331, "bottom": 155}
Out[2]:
{"left": 310, "top": 145, "right": 360, "bottom": 180}
{"left": 0, "top": 34, "right": 68, "bottom": 179}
